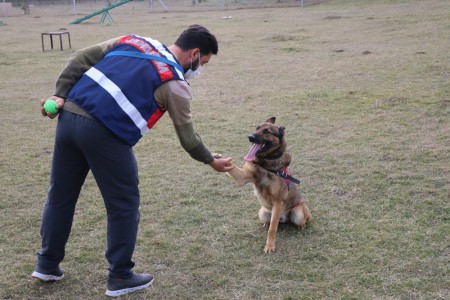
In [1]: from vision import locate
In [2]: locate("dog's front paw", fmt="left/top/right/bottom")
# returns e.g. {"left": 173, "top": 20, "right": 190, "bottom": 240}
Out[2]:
{"left": 264, "top": 243, "right": 276, "bottom": 254}
{"left": 213, "top": 153, "right": 223, "bottom": 159}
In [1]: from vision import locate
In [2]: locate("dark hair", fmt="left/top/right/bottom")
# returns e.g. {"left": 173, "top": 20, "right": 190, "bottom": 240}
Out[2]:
{"left": 174, "top": 24, "right": 218, "bottom": 55}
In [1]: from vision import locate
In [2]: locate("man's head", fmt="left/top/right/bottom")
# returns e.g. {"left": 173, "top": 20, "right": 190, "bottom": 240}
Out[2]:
{"left": 170, "top": 25, "right": 218, "bottom": 77}
{"left": 174, "top": 24, "right": 218, "bottom": 56}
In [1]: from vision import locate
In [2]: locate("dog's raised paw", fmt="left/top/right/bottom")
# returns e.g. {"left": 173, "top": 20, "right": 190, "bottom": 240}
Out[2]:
{"left": 213, "top": 153, "right": 223, "bottom": 159}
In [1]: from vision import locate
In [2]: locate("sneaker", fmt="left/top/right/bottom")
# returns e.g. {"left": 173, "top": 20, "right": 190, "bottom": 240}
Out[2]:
{"left": 105, "top": 273, "right": 154, "bottom": 297}
{"left": 31, "top": 265, "right": 64, "bottom": 281}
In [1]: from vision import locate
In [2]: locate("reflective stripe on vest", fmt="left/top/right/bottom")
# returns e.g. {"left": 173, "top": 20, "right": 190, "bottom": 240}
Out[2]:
{"left": 84, "top": 67, "right": 150, "bottom": 136}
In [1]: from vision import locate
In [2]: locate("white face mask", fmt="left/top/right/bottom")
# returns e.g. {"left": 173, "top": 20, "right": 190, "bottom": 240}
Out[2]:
{"left": 184, "top": 54, "right": 203, "bottom": 80}
{"left": 184, "top": 65, "right": 203, "bottom": 80}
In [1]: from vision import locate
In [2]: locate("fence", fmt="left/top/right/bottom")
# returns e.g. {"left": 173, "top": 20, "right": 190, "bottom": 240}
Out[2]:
{"left": 3, "top": 0, "right": 315, "bottom": 15}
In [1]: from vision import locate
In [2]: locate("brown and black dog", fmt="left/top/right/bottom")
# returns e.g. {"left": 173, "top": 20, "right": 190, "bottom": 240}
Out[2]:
{"left": 222, "top": 117, "right": 312, "bottom": 253}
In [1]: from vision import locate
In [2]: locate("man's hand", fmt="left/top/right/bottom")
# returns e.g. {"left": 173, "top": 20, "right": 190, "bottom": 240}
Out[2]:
{"left": 209, "top": 157, "right": 234, "bottom": 172}
{"left": 40, "top": 96, "right": 65, "bottom": 119}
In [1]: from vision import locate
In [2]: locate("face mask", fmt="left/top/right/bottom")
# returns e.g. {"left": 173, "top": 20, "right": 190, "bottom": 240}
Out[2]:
{"left": 185, "top": 65, "right": 203, "bottom": 80}
{"left": 184, "top": 54, "right": 203, "bottom": 80}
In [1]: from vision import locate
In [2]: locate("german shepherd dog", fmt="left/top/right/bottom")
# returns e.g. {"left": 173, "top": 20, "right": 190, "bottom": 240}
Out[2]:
{"left": 222, "top": 117, "right": 312, "bottom": 253}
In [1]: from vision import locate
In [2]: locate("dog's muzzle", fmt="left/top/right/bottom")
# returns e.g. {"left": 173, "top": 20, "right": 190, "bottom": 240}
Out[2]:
{"left": 248, "top": 134, "right": 256, "bottom": 143}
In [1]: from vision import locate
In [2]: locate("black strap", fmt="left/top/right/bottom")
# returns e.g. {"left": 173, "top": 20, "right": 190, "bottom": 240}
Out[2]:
{"left": 268, "top": 170, "right": 300, "bottom": 184}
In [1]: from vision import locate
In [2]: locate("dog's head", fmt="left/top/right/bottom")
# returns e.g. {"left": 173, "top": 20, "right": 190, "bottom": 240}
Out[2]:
{"left": 244, "top": 117, "right": 287, "bottom": 162}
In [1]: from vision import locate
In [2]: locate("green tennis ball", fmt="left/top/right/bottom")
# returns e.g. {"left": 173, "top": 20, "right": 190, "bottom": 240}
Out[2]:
{"left": 44, "top": 100, "right": 58, "bottom": 114}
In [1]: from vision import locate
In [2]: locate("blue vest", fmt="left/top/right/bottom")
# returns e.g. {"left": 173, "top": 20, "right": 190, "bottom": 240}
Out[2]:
{"left": 68, "top": 35, "right": 185, "bottom": 146}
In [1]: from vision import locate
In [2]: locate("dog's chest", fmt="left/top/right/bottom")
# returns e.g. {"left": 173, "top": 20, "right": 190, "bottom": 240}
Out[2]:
{"left": 254, "top": 188, "right": 273, "bottom": 209}
{"left": 252, "top": 172, "right": 288, "bottom": 209}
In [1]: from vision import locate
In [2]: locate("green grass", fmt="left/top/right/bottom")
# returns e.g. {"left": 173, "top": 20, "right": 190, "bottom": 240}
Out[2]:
{"left": 0, "top": 0, "right": 449, "bottom": 298}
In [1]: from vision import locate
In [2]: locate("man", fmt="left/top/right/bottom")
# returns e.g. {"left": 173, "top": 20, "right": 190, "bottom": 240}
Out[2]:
{"left": 32, "top": 25, "right": 233, "bottom": 297}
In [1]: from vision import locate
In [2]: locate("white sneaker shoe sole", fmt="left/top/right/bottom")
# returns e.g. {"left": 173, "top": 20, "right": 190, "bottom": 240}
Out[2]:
{"left": 31, "top": 271, "right": 64, "bottom": 281}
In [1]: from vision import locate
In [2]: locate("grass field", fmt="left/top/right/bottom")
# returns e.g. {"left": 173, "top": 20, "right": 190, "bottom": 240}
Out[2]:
{"left": 0, "top": 0, "right": 449, "bottom": 299}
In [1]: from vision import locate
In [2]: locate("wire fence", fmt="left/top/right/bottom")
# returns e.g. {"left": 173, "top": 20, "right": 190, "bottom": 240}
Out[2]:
{"left": 3, "top": 0, "right": 322, "bottom": 16}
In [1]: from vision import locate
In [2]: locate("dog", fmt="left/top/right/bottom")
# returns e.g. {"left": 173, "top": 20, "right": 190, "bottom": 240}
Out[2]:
{"left": 221, "top": 117, "right": 312, "bottom": 253}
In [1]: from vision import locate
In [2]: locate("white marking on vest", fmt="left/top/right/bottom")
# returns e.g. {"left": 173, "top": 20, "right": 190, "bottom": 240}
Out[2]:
{"left": 141, "top": 36, "right": 185, "bottom": 79}
{"left": 85, "top": 67, "right": 150, "bottom": 136}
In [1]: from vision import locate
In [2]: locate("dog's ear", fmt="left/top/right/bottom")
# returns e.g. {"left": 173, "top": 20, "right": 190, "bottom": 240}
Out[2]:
{"left": 278, "top": 126, "right": 285, "bottom": 138}
{"left": 266, "top": 117, "right": 276, "bottom": 124}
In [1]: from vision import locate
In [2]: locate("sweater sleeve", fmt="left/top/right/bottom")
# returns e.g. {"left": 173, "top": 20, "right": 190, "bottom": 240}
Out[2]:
{"left": 54, "top": 37, "right": 122, "bottom": 99}
{"left": 154, "top": 80, "right": 214, "bottom": 164}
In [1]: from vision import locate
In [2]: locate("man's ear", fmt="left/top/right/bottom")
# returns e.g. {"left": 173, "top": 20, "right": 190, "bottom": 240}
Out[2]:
{"left": 192, "top": 48, "right": 201, "bottom": 59}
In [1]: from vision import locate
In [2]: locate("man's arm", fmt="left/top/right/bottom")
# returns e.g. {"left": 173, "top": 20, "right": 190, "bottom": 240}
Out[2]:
{"left": 154, "top": 80, "right": 233, "bottom": 171}
{"left": 155, "top": 80, "right": 213, "bottom": 163}
{"left": 54, "top": 37, "right": 122, "bottom": 99}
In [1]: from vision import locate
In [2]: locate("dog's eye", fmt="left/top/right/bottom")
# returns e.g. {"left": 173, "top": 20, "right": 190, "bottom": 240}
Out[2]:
{"left": 263, "top": 129, "right": 270, "bottom": 134}
{"left": 256, "top": 126, "right": 261, "bottom": 130}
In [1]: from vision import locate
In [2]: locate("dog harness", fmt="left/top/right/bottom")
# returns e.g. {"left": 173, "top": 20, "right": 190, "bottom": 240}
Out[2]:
{"left": 67, "top": 35, "right": 185, "bottom": 146}
{"left": 268, "top": 167, "right": 300, "bottom": 190}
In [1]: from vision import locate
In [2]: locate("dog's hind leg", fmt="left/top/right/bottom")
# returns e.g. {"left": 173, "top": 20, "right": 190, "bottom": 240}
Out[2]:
{"left": 290, "top": 203, "right": 312, "bottom": 229}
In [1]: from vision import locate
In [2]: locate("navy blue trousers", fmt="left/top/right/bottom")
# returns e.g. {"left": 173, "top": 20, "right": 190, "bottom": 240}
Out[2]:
{"left": 37, "top": 111, "right": 140, "bottom": 279}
